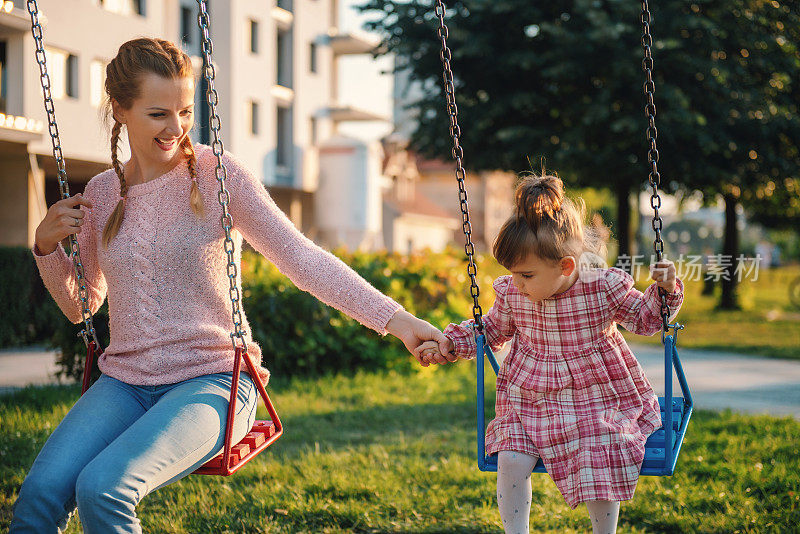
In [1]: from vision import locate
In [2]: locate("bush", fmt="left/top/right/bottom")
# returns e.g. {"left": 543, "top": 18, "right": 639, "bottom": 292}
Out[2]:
{"left": 233, "top": 247, "right": 501, "bottom": 377}
{"left": 50, "top": 303, "right": 109, "bottom": 384}
{"left": 0, "top": 246, "right": 61, "bottom": 348}
{"left": 50, "top": 247, "right": 504, "bottom": 380}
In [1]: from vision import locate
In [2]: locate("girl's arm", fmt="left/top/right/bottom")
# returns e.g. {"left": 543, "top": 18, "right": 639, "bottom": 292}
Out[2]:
{"left": 222, "top": 152, "right": 403, "bottom": 335}
{"left": 444, "top": 275, "right": 517, "bottom": 360}
{"left": 605, "top": 266, "right": 684, "bottom": 336}
{"left": 32, "top": 184, "right": 108, "bottom": 324}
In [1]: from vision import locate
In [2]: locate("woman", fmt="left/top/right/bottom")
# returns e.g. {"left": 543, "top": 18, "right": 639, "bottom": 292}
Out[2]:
{"left": 11, "top": 37, "right": 454, "bottom": 533}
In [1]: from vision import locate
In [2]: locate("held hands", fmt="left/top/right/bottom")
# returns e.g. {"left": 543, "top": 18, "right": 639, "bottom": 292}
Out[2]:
{"left": 34, "top": 194, "right": 94, "bottom": 255}
{"left": 385, "top": 310, "right": 457, "bottom": 367}
{"left": 650, "top": 260, "right": 677, "bottom": 293}
{"left": 414, "top": 338, "right": 456, "bottom": 366}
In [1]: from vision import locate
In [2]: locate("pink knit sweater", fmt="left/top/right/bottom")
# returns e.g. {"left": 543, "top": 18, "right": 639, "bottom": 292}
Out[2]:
{"left": 33, "top": 144, "right": 403, "bottom": 385}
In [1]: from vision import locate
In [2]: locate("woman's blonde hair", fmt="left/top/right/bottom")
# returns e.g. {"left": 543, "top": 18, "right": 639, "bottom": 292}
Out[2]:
{"left": 492, "top": 171, "right": 608, "bottom": 268}
{"left": 102, "top": 37, "right": 203, "bottom": 248}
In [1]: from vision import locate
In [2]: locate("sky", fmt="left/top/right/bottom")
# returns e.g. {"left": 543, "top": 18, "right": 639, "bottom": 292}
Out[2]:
{"left": 335, "top": 0, "right": 395, "bottom": 142}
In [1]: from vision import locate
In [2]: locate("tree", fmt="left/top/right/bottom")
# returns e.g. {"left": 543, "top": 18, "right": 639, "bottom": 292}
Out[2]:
{"left": 651, "top": 1, "right": 800, "bottom": 307}
{"left": 360, "top": 0, "right": 800, "bottom": 309}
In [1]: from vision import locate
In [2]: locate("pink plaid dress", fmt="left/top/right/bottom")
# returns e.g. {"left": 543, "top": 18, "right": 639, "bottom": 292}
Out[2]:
{"left": 444, "top": 267, "right": 684, "bottom": 508}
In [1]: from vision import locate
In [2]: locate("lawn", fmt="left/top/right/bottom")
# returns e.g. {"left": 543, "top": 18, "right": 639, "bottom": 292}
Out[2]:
{"left": 2, "top": 365, "right": 798, "bottom": 533}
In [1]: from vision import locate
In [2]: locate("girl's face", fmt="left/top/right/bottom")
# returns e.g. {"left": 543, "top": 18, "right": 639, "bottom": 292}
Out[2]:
{"left": 113, "top": 73, "right": 195, "bottom": 173}
{"left": 508, "top": 253, "right": 577, "bottom": 302}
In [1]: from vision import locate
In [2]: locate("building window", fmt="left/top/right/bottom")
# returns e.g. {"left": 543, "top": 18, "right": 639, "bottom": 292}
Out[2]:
{"left": 180, "top": 6, "right": 193, "bottom": 47}
{"left": 0, "top": 41, "right": 6, "bottom": 113}
{"left": 309, "top": 42, "right": 317, "bottom": 74}
{"left": 95, "top": 0, "right": 145, "bottom": 16}
{"left": 276, "top": 30, "right": 292, "bottom": 88}
{"left": 250, "top": 101, "right": 259, "bottom": 135}
{"left": 276, "top": 106, "right": 292, "bottom": 170}
{"left": 249, "top": 19, "right": 259, "bottom": 54}
{"left": 197, "top": 72, "right": 210, "bottom": 145}
{"left": 309, "top": 116, "right": 317, "bottom": 145}
{"left": 90, "top": 59, "right": 106, "bottom": 107}
{"left": 45, "top": 48, "right": 79, "bottom": 99}
{"left": 179, "top": 1, "right": 202, "bottom": 55}
{"left": 66, "top": 55, "right": 78, "bottom": 98}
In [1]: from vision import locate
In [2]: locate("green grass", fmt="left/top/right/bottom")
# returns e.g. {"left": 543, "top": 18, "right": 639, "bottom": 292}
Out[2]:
{"left": 620, "top": 265, "right": 800, "bottom": 360}
{"left": 2, "top": 366, "right": 798, "bottom": 533}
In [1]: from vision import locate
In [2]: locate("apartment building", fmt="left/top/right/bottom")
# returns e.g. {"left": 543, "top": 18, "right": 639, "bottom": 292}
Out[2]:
{"left": 390, "top": 58, "right": 516, "bottom": 253}
{"left": 0, "top": 0, "right": 384, "bottom": 247}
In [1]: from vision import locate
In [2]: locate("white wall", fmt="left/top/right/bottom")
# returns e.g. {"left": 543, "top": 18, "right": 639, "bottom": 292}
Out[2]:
{"left": 225, "top": 0, "right": 273, "bottom": 181}
{"left": 292, "top": 0, "right": 335, "bottom": 174}
{"left": 390, "top": 215, "right": 456, "bottom": 254}
{"left": 315, "top": 135, "right": 383, "bottom": 249}
{"left": 335, "top": 0, "right": 393, "bottom": 143}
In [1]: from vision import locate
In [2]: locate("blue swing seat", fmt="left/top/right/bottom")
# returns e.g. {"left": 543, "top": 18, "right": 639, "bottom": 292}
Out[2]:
{"left": 476, "top": 332, "right": 692, "bottom": 477}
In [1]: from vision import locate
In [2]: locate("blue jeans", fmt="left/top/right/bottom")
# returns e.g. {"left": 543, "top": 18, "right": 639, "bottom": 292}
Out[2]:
{"left": 10, "top": 372, "right": 257, "bottom": 534}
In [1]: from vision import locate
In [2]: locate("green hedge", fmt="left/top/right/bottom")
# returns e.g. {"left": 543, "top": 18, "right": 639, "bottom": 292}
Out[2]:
{"left": 0, "top": 247, "right": 62, "bottom": 348}
{"left": 46, "top": 247, "right": 505, "bottom": 380}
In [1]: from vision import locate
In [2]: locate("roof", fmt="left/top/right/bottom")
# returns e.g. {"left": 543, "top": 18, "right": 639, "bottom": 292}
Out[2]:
{"left": 383, "top": 191, "right": 458, "bottom": 221}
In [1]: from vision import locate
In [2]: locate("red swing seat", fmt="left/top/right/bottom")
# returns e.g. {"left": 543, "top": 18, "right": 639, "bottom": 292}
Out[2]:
{"left": 82, "top": 341, "right": 282, "bottom": 476}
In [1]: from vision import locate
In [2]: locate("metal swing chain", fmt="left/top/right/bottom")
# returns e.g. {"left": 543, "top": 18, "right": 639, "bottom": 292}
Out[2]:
{"left": 434, "top": 0, "right": 484, "bottom": 334}
{"left": 27, "top": 0, "right": 100, "bottom": 349}
{"left": 197, "top": 0, "right": 248, "bottom": 353}
{"left": 640, "top": 0, "right": 671, "bottom": 331}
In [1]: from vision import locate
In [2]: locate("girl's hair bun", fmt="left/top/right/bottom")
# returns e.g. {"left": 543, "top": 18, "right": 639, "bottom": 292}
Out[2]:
{"left": 493, "top": 169, "right": 609, "bottom": 268}
{"left": 516, "top": 174, "right": 564, "bottom": 230}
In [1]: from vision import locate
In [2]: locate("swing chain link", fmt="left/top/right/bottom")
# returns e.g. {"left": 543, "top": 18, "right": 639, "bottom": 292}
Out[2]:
{"left": 640, "top": 0, "right": 671, "bottom": 331}
{"left": 434, "top": 0, "right": 484, "bottom": 333}
{"left": 27, "top": 0, "right": 100, "bottom": 350}
{"left": 197, "top": 0, "right": 248, "bottom": 352}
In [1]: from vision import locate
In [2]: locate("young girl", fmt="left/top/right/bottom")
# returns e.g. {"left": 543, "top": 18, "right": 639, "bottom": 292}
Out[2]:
{"left": 417, "top": 173, "right": 683, "bottom": 534}
{"left": 11, "top": 37, "right": 448, "bottom": 533}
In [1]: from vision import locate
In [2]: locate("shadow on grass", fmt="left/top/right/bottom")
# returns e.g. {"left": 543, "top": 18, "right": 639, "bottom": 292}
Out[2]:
{"left": 0, "top": 380, "right": 490, "bottom": 484}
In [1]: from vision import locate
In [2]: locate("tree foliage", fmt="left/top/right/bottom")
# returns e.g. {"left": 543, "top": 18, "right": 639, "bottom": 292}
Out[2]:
{"left": 360, "top": 0, "right": 800, "bottom": 306}
{"left": 361, "top": 0, "right": 798, "bottom": 206}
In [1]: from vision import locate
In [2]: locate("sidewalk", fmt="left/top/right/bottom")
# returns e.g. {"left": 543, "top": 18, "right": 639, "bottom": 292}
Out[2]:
{"left": 630, "top": 342, "right": 800, "bottom": 420}
{"left": 0, "top": 346, "right": 76, "bottom": 395}
{"left": 2, "top": 344, "right": 800, "bottom": 420}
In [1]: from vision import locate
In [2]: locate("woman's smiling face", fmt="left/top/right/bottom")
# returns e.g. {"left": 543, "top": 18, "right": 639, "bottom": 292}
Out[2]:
{"left": 113, "top": 72, "right": 195, "bottom": 173}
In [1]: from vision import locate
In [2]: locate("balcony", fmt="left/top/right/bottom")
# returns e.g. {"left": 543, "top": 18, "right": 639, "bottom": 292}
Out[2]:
{"left": 271, "top": 84, "right": 294, "bottom": 106}
{"left": 326, "top": 105, "right": 388, "bottom": 123}
{"left": 271, "top": 6, "right": 292, "bottom": 32}
{"left": 327, "top": 29, "right": 380, "bottom": 55}
{"left": 0, "top": 113, "right": 43, "bottom": 143}
{"left": 0, "top": 1, "right": 30, "bottom": 33}
{"left": 274, "top": 165, "right": 293, "bottom": 187}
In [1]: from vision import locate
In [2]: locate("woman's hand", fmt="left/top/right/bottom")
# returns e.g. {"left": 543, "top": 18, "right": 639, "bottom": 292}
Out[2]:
{"left": 34, "top": 194, "right": 93, "bottom": 255}
{"left": 386, "top": 310, "right": 457, "bottom": 366}
{"left": 650, "top": 260, "right": 677, "bottom": 293}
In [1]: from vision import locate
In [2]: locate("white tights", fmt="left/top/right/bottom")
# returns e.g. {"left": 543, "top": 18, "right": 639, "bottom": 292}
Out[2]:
{"left": 585, "top": 499, "right": 620, "bottom": 534}
{"left": 496, "top": 451, "right": 536, "bottom": 534}
{"left": 496, "top": 450, "right": 621, "bottom": 534}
